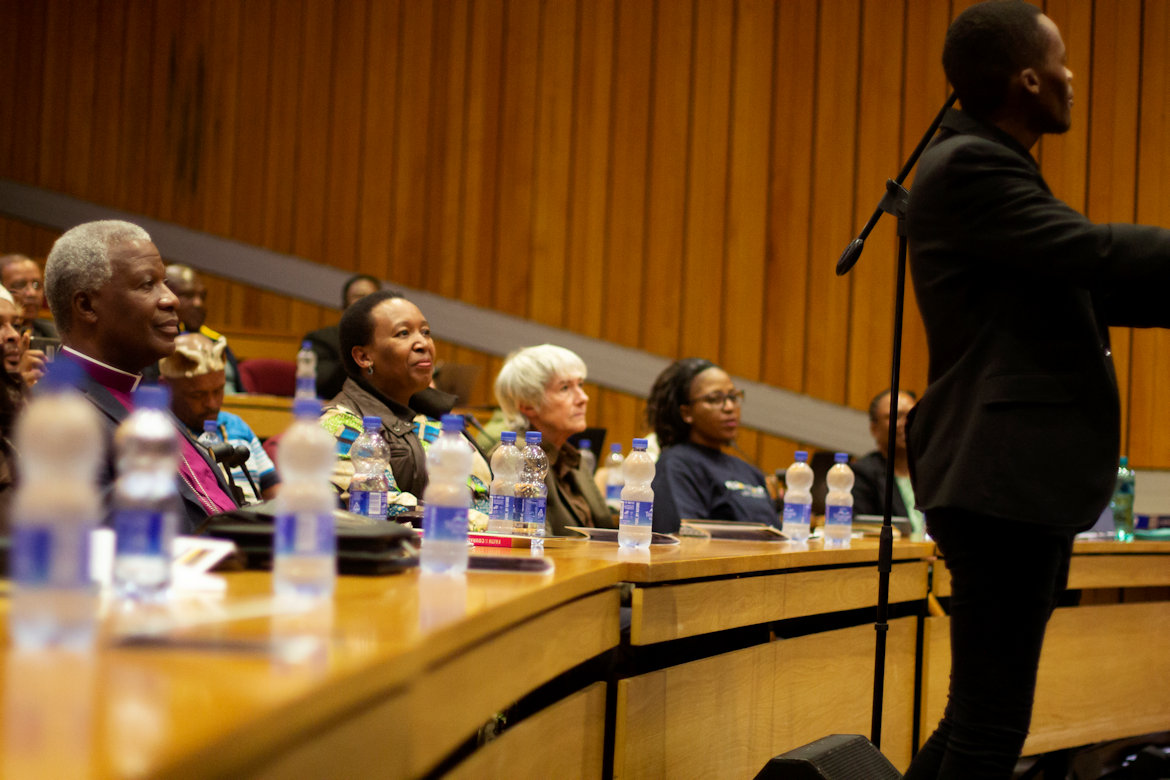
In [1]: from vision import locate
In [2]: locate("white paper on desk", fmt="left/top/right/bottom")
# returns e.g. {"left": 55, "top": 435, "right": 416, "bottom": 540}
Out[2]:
{"left": 89, "top": 531, "right": 237, "bottom": 592}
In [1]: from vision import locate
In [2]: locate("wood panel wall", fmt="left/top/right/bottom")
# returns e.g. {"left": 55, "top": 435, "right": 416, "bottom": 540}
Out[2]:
{"left": 3, "top": 0, "right": 1170, "bottom": 469}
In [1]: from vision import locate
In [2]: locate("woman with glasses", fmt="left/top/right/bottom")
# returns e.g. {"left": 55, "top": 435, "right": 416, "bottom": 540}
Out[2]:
{"left": 647, "top": 358, "right": 778, "bottom": 533}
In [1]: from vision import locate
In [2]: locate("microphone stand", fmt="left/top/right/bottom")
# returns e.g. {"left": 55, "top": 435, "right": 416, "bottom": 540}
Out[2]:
{"left": 837, "top": 93, "right": 955, "bottom": 750}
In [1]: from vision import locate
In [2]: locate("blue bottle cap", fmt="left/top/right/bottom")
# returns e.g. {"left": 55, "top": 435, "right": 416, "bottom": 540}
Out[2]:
{"left": 362, "top": 415, "right": 381, "bottom": 431}
{"left": 133, "top": 384, "right": 169, "bottom": 410}
{"left": 301, "top": 340, "right": 311, "bottom": 350}
{"left": 526, "top": 430, "right": 542, "bottom": 444}
{"left": 632, "top": 438, "right": 647, "bottom": 450}
{"left": 611, "top": 443, "right": 622, "bottom": 453}
{"left": 1120, "top": 456, "right": 1129, "bottom": 468}
{"left": 834, "top": 452, "right": 848, "bottom": 463}
{"left": 501, "top": 430, "right": 517, "bottom": 443}
{"left": 203, "top": 420, "right": 218, "bottom": 433}
{"left": 441, "top": 413, "right": 464, "bottom": 432}
{"left": 293, "top": 397, "right": 322, "bottom": 419}
{"left": 794, "top": 450, "right": 808, "bottom": 462}
{"left": 578, "top": 438, "right": 591, "bottom": 450}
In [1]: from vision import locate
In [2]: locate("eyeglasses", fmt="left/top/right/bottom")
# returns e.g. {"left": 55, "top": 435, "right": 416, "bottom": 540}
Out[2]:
{"left": 690, "top": 390, "right": 745, "bottom": 408}
{"left": 7, "top": 280, "right": 41, "bottom": 292}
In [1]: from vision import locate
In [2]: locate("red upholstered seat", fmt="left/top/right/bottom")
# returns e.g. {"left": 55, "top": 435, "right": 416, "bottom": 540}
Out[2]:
{"left": 237, "top": 358, "right": 296, "bottom": 396}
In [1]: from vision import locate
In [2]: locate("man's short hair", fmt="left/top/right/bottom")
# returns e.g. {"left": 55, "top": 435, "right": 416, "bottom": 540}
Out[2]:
{"left": 868, "top": 388, "right": 919, "bottom": 423}
{"left": 494, "top": 344, "right": 588, "bottom": 432}
{"left": 45, "top": 220, "right": 151, "bottom": 334}
{"left": 342, "top": 274, "right": 381, "bottom": 308}
{"left": 943, "top": 1, "right": 1046, "bottom": 120}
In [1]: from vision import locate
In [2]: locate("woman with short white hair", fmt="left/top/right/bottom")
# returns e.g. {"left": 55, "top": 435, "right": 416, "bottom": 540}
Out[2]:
{"left": 494, "top": 344, "right": 613, "bottom": 535}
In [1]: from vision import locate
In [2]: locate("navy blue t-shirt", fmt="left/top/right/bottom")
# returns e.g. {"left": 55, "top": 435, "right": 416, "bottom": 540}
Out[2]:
{"left": 651, "top": 442, "right": 777, "bottom": 533}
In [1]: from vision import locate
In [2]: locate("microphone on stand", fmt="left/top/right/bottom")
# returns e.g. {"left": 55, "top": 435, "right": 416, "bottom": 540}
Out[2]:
{"left": 209, "top": 443, "right": 263, "bottom": 505}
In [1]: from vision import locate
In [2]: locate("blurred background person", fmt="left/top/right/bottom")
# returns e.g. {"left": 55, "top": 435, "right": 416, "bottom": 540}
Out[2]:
{"left": 853, "top": 388, "right": 924, "bottom": 537}
{"left": 159, "top": 332, "right": 280, "bottom": 504}
{"left": 304, "top": 274, "right": 381, "bottom": 400}
{"left": 647, "top": 358, "right": 776, "bottom": 534}
{"left": 320, "top": 290, "right": 489, "bottom": 518}
{"left": 0, "top": 253, "right": 57, "bottom": 338}
{"left": 0, "top": 286, "right": 29, "bottom": 532}
{"left": 494, "top": 344, "right": 612, "bottom": 535}
{"left": 164, "top": 263, "right": 242, "bottom": 393}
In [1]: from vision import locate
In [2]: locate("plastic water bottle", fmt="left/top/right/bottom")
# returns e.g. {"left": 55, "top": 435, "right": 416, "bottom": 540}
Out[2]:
{"left": 605, "top": 443, "right": 624, "bottom": 512}
{"left": 578, "top": 438, "right": 597, "bottom": 476}
{"left": 487, "top": 431, "right": 521, "bottom": 534}
{"left": 1111, "top": 456, "right": 1135, "bottom": 542}
{"left": 274, "top": 398, "right": 337, "bottom": 599}
{"left": 197, "top": 419, "right": 220, "bottom": 451}
{"left": 781, "top": 451, "right": 814, "bottom": 543}
{"left": 348, "top": 416, "right": 390, "bottom": 518}
{"left": 296, "top": 339, "right": 317, "bottom": 401}
{"left": 8, "top": 366, "right": 104, "bottom": 650}
{"left": 112, "top": 385, "right": 180, "bottom": 601}
{"left": 421, "top": 414, "right": 473, "bottom": 574}
{"left": 515, "top": 431, "right": 549, "bottom": 541}
{"left": 824, "top": 453, "right": 854, "bottom": 548}
{"left": 619, "top": 438, "right": 655, "bottom": 549}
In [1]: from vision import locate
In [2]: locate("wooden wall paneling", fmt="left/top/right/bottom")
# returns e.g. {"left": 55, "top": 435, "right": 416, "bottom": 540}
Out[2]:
{"left": 143, "top": 0, "right": 181, "bottom": 222}
{"left": 173, "top": 0, "right": 217, "bottom": 228}
{"left": 1086, "top": 0, "right": 1142, "bottom": 461}
{"left": 36, "top": 0, "right": 73, "bottom": 194}
{"left": 86, "top": 0, "right": 128, "bottom": 208}
{"left": 456, "top": 0, "right": 505, "bottom": 309}
{"left": 756, "top": 432, "right": 804, "bottom": 475}
{"left": 261, "top": 0, "right": 305, "bottom": 256}
{"left": 357, "top": 0, "right": 401, "bottom": 284}
{"left": 291, "top": 0, "right": 336, "bottom": 265}
{"left": 804, "top": 0, "right": 861, "bottom": 404}
{"left": 680, "top": 0, "right": 733, "bottom": 363}
{"left": 601, "top": 0, "right": 653, "bottom": 350}
{"left": 2, "top": 1, "right": 47, "bottom": 184}
{"left": 733, "top": 428, "right": 761, "bottom": 470}
{"left": 425, "top": 0, "right": 471, "bottom": 300}
{"left": 640, "top": 0, "right": 692, "bottom": 359}
{"left": 197, "top": 0, "right": 242, "bottom": 239}
{"left": 0, "top": 1, "right": 18, "bottom": 176}
{"left": 1037, "top": 0, "right": 1090, "bottom": 210}
{"left": 390, "top": 0, "right": 436, "bottom": 290}
{"left": 527, "top": 0, "right": 577, "bottom": 329}
{"left": 491, "top": 0, "right": 540, "bottom": 315}
{"left": 761, "top": 0, "right": 817, "bottom": 395}
{"left": 895, "top": 0, "right": 954, "bottom": 399}
{"left": 1128, "top": 1, "right": 1170, "bottom": 467}
{"left": 113, "top": 0, "right": 154, "bottom": 215}
{"left": 563, "top": 0, "right": 614, "bottom": 339}
{"left": 844, "top": 0, "right": 905, "bottom": 410}
{"left": 721, "top": 0, "right": 774, "bottom": 382}
{"left": 228, "top": 0, "right": 272, "bottom": 250}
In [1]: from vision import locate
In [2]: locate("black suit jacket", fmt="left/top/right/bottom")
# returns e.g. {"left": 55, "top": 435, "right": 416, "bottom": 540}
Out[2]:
{"left": 851, "top": 451, "right": 909, "bottom": 519}
{"left": 304, "top": 324, "right": 346, "bottom": 400}
{"left": 906, "top": 110, "right": 1170, "bottom": 530}
{"left": 78, "top": 373, "right": 236, "bottom": 534}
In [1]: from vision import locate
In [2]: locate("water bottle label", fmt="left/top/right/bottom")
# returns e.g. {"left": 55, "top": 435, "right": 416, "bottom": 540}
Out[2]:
{"left": 349, "top": 489, "right": 388, "bottom": 518}
{"left": 12, "top": 527, "right": 89, "bottom": 586}
{"left": 826, "top": 505, "right": 853, "bottom": 528}
{"left": 275, "top": 513, "right": 336, "bottom": 555}
{"left": 606, "top": 484, "right": 622, "bottom": 501}
{"left": 620, "top": 499, "right": 653, "bottom": 528}
{"left": 782, "top": 503, "right": 812, "bottom": 526}
{"left": 423, "top": 504, "right": 469, "bottom": 541}
{"left": 519, "top": 496, "right": 547, "bottom": 535}
{"left": 114, "top": 509, "right": 169, "bottom": 556}
{"left": 489, "top": 494, "right": 517, "bottom": 523}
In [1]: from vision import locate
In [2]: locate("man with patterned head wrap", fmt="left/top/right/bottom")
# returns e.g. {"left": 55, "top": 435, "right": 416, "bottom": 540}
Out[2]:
{"left": 159, "top": 332, "right": 280, "bottom": 503}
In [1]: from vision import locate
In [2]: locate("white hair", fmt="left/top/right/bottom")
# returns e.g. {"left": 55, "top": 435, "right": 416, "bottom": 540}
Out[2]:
{"left": 494, "top": 344, "right": 588, "bottom": 430}
{"left": 45, "top": 220, "right": 151, "bottom": 334}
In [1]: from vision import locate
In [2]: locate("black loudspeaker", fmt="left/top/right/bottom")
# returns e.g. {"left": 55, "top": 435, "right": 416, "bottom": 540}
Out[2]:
{"left": 754, "top": 734, "right": 902, "bottom": 780}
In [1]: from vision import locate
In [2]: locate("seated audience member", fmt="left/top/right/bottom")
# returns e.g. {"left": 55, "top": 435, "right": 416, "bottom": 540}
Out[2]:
{"left": 45, "top": 220, "right": 237, "bottom": 531}
{"left": 1, "top": 254, "right": 57, "bottom": 338}
{"left": 647, "top": 358, "right": 776, "bottom": 533}
{"left": 494, "top": 344, "right": 614, "bottom": 535}
{"left": 164, "top": 263, "right": 243, "bottom": 393}
{"left": 0, "top": 286, "right": 28, "bottom": 532}
{"left": 304, "top": 274, "right": 381, "bottom": 400}
{"left": 159, "top": 332, "right": 281, "bottom": 503}
{"left": 319, "top": 290, "right": 490, "bottom": 517}
{"left": 852, "top": 388, "right": 924, "bottom": 537}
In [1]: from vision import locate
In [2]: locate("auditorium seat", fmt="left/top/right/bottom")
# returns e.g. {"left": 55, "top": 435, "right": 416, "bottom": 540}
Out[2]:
{"left": 237, "top": 358, "right": 296, "bottom": 396}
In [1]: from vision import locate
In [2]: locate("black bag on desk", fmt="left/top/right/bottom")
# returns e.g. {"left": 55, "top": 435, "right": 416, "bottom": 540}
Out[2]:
{"left": 197, "top": 500, "right": 420, "bottom": 575}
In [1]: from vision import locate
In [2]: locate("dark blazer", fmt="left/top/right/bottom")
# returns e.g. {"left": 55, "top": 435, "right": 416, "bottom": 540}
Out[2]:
{"left": 78, "top": 373, "right": 236, "bottom": 533}
{"left": 851, "top": 451, "right": 909, "bottom": 519}
{"left": 304, "top": 324, "right": 346, "bottom": 401}
{"left": 906, "top": 109, "right": 1170, "bottom": 530}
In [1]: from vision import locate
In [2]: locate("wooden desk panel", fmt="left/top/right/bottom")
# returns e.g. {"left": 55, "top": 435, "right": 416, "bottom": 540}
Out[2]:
{"left": 222, "top": 393, "right": 293, "bottom": 439}
{"left": 615, "top": 617, "right": 918, "bottom": 777}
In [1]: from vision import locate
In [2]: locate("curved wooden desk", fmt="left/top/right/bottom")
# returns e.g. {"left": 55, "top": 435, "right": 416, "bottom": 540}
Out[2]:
{"left": 1, "top": 538, "right": 935, "bottom": 778}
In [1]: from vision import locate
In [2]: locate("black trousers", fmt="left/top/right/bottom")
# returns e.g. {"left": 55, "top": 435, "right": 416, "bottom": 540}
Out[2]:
{"left": 904, "top": 508, "right": 1076, "bottom": 780}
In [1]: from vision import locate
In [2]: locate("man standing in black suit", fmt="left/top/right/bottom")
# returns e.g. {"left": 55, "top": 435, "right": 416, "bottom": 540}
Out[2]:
{"left": 904, "top": 2, "right": 1170, "bottom": 777}
{"left": 44, "top": 220, "right": 238, "bottom": 532}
